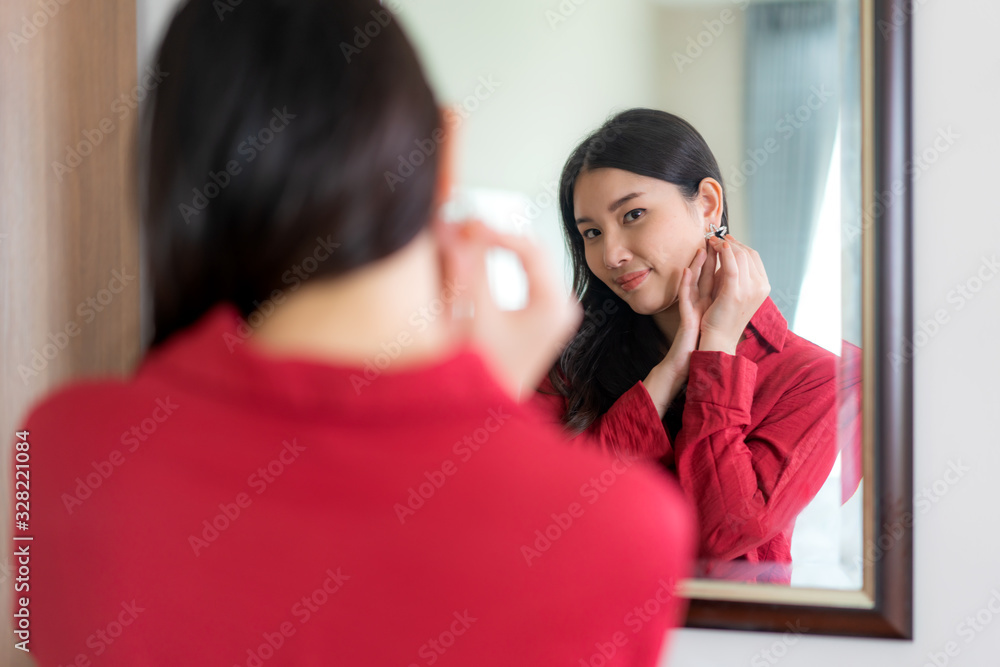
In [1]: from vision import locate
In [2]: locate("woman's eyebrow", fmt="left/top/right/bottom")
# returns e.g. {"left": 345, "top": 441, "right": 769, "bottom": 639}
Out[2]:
{"left": 575, "top": 192, "right": 644, "bottom": 225}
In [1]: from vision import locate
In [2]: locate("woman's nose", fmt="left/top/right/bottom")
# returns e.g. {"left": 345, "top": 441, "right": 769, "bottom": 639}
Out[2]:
{"left": 603, "top": 234, "right": 632, "bottom": 269}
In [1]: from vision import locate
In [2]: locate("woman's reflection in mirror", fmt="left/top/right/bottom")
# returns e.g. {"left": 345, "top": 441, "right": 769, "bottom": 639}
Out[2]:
{"left": 532, "top": 109, "right": 840, "bottom": 583}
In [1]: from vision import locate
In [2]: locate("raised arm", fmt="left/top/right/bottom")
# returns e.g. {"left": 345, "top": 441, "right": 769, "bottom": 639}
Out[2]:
{"left": 529, "top": 375, "right": 673, "bottom": 460}
{"left": 526, "top": 246, "right": 715, "bottom": 460}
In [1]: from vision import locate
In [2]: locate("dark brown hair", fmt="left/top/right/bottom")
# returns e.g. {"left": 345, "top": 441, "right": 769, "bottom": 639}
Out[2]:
{"left": 139, "top": 0, "right": 440, "bottom": 346}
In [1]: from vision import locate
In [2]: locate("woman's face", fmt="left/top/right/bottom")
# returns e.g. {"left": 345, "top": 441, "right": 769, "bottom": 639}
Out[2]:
{"left": 572, "top": 167, "right": 717, "bottom": 315}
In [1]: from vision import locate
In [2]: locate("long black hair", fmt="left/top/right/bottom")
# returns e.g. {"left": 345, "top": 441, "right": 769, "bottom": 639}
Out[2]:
{"left": 139, "top": 0, "right": 440, "bottom": 346}
{"left": 546, "top": 108, "right": 729, "bottom": 433}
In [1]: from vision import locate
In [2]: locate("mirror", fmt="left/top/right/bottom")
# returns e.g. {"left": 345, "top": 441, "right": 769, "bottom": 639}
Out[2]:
{"left": 393, "top": 0, "right": 912, "bottom": 638}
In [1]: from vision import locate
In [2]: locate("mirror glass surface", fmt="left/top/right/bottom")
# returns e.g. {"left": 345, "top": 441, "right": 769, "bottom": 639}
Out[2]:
{"left": 395, "top": 0, "right": 864, "bottom": 591}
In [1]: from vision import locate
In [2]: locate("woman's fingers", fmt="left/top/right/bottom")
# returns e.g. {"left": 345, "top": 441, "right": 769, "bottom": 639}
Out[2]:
{"left": 732, "top": 242, "right": 751, "bottom": 282}
{"left": 677, "top": 267, "right": 693, "bottom": 310}
{"left": 725, "top": 234, "right": 769, "bottom": 290}
{"left": 726, "top": 235, "right": 761, "bottom": 270}
{"left": 676, "top": 264, "right": 695, "bottom": 325}
{"left": 433, "top": 219, "right": 489, "bottom": 339}
{"left": 672, "top": 267, "right": 704, "bottom": 352}
{"left": 748, "top": 246, "right": 767, "bottom": 280}
{"left": 472, "top": 222, "right": 564, "bottom": 309}
{"left": 712, "top": 236, "right": 738, "bottom": 283}
{"left": 686, "top": 246, "right": 707, "bottom": 298}
{"left": 697, "top": 241, "right": 715, "bottom": 300}
{"left": 689, "top": 246, "right": 708, "bottom": 274}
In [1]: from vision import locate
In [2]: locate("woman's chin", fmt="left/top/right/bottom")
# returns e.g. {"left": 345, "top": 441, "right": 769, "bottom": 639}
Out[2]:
{"left": 622, "top": 293, "right": 672, "bottom": 316}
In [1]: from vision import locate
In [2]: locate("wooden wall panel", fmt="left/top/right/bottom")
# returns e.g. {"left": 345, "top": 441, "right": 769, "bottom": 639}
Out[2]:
{"left": 1, "top": 0, "right": 138, "bottom": 659}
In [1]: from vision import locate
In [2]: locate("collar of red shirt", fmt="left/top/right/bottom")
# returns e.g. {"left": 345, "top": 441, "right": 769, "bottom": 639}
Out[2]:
{"left": 139, "top": 302, "right": 508, "bottom": 419}
{"left": 741, "top": 296, "right": 788, "bottom": 354}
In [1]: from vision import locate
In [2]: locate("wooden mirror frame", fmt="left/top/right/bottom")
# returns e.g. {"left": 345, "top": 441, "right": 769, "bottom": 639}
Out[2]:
{"left": 681, "top": 0, "right": 913, "bottom": 639}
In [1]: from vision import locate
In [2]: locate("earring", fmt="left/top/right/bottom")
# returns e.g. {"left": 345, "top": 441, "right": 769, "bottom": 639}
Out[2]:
{"left": 705, "top": 223, "right": 728, "bottom": 240}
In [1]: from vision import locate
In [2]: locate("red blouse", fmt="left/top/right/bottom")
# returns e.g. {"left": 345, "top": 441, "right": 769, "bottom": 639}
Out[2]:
{"left": 10, "top": 303, "right": 696, "bottom": 666}
{"left": 530, "top": 297, "right": 840, "bottom": 583}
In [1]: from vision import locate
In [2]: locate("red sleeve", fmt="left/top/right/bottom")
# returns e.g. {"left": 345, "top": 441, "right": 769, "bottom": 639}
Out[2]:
{"left": 528, "top": 375, "right": 673, "bottom": 460}
{"left": 838, "top": 340, "right": 863, "bottom": 503}
{"left": 675, "top": 350, "right": 839, "bottom": 561}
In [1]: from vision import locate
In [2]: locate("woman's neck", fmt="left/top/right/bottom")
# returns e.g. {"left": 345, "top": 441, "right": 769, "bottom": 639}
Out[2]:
{"left": 247, "top": 229, "right": 456, "bottom": 368}
{"left": 651, "top": 304, "right": 682, "bottom": 347}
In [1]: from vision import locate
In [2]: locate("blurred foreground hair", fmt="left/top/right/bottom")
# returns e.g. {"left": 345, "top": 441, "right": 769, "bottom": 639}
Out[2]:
{"left": 140, "top": 0, "right": 440, "bottom": 346}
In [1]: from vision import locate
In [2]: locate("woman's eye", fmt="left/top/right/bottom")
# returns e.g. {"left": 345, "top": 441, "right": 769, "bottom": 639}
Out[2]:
{"left": 582, "top": 228, "right": 601, "bottom": 240}
{"left": 624, "top": 208, "right": 645, "bottom": 223}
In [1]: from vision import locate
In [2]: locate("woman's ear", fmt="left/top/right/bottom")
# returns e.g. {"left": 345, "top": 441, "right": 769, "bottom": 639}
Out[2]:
{"left": 696, "top": 177, "right": 725, "bottom": 226}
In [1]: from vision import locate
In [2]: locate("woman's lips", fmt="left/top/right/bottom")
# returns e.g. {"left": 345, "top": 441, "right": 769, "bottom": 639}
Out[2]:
{"left": 615, "top": 269, "right": 650, "bottom": 293}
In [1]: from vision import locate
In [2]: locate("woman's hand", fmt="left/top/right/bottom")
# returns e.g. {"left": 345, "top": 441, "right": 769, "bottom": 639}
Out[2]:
{"left": 642, "top": 243, "right": 716, "bottom": 417}
{"left": 435, "top": 219, "right": 582, "bottom": 402}
{"left": 698, "top": 234, "right": 770, "bottom": 355}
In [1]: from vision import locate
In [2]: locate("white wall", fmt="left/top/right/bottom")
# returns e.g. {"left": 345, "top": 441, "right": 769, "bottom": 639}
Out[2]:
{"left": 135, "top": 1, "right": 1000, "bottom": 664}
{"left": 667, "top": 0, "right": 1000, "bottom": 664}
{"left": 654, "top": 6, "right": 748, "bottom": 236}
{"left": 136, "top": 0, "right": 178, "bottom": 73}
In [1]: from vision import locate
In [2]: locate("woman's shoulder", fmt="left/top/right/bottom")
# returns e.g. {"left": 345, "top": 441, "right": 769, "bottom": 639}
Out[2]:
{"left": 14, "top": 366, "right": 178, "bottom": 481}
{"left": 19, "top": 375, "right": 130, "bottom": 430}
{"left": 782, "top": 329, "right": 838, "bottom": 355}
{"left": 768, "top": 330, "right": 840, "bottom": 395}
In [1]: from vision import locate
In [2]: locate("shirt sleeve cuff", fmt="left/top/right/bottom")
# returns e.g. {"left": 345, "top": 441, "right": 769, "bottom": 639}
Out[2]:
{"left": 599, "top": 381, "right": 673, "bottom": 459}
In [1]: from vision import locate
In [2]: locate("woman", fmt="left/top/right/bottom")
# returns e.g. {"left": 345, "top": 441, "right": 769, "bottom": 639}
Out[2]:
{"left": 12, "top": 5, "right": 695, "bottom": 666}
{"left": 532, "top": 109, "right": 840, "bottom": 584}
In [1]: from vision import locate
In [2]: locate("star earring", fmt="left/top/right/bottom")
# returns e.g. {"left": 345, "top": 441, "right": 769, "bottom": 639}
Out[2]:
{"left": 704, "top": 223, "right": 728, "bottom": 240}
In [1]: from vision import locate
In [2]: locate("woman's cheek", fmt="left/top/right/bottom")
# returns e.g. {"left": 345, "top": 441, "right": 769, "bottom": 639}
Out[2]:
{"left": 584, "top": 248, "right": 606, "bottom": 284}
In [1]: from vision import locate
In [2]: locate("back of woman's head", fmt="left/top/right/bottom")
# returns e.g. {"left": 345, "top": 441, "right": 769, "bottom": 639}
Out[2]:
{"left": 141, "top": 0, "right": 440, "bottom": 346}
{"left": 551, "top": 108, "right": 728, "bottom": 432}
